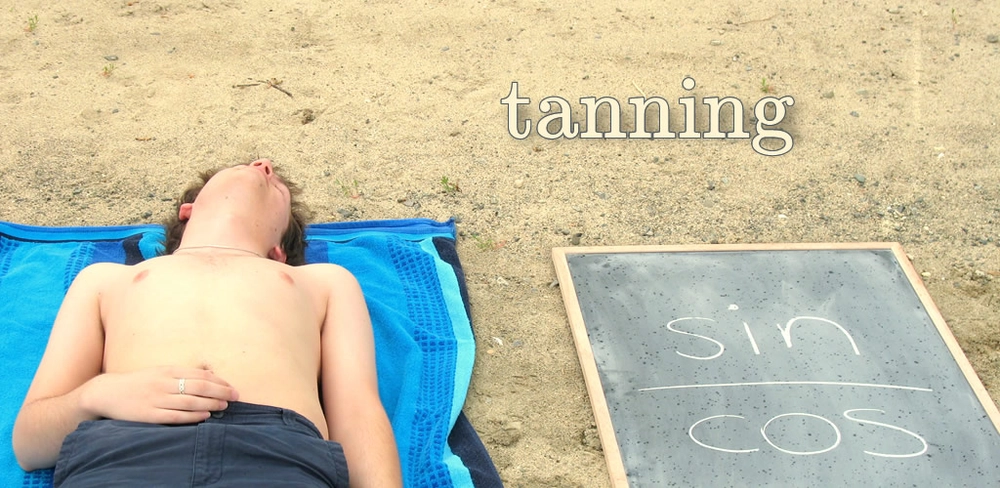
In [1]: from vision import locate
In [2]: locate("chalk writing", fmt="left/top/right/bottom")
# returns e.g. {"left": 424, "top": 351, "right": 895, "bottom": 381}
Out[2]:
{"left": 667, "top": 315, "right": 861, "bottom": 359}
{"left": 843, "top": 409, "right": 928, "bottom": 458}
{"left": 687, "top": 409, "right": 928, "bottom": 458}
{"left": 666, "top": 317, "right": 723, "bottom": 360}
{"left": 778, "top": 316, "right": 860, "bottom": 356}
{"left": 638, "top": 381, "right": 933, "bottom": 393}
{"left": 761, "top": 413, "right": 842, "bottom": 456}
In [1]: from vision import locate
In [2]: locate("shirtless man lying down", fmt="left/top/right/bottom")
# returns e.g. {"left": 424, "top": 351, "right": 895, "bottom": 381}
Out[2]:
{"left": 12, "top": 159, "right": 402, "bottom": 487}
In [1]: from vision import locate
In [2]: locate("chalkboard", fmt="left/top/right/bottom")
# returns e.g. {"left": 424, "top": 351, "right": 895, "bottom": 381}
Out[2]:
{"left": 552, "top": 243, "right": 1000, "bottom": 487}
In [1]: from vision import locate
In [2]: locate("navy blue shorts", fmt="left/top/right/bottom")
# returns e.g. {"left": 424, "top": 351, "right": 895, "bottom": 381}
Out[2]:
{"left": 54, "top": 401, "right": 349, "bottom": 487}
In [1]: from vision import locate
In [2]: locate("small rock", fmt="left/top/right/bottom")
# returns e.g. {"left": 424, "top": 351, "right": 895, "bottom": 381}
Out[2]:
{"left": 822, "top": 91, "right": 835, "bottom": 99}
{"left": 104, "top": 55, "right": 118, "bottom": 61}
{"left": 492, "top": 421, "right": 522, "bottom": 446}
{"left": 513, "top": 178, "right": 524, "bottom": 189}
{"left": 921, "top": 271, "right": 932, "bottom": 278}
{"left": 300, "top": 108, "right": 315, "bottom": 125}
{"left": 570, "top": 233, "right": 582, "bottom": 246}
{"left": 141, "top": 211, "right": 152, "bottom": 219}
{"left": 850, "top": 111, "right": 860, "bottom": 117}
{"left": 987, "top": 34, "right": 999, "bottom": 44}
{"left": 582, "top": 426, "right": 602, "bottom": 450}
{"left": 887, "top": 7, "right": 902, "bottom": 14}
{"left": 854, "top": 174, "right": 867, "bottom": 185}
{"left": 710, "top": 39, "right": 723, "bottom": 46}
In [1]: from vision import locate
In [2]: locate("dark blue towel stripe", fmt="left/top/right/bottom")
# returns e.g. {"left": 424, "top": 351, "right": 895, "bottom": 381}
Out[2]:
{"left": 448, "top": 412, "right": 503, "bottom": 488}
{"left": 390, "top": 238, "right": 458, "bottom": 488}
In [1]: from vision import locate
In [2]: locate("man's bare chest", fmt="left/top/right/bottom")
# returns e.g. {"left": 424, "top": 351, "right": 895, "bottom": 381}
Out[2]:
{"left": 98, "top": 257, "right": 323, "bottom": 371}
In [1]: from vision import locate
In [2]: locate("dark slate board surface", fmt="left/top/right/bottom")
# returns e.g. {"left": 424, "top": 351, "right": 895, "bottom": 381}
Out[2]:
{"left": 563, "top": 248, "right": 1000, "bottom": 487}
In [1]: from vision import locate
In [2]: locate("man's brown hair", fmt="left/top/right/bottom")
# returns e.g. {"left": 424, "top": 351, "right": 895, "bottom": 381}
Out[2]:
{"left": 162, "top": 165, "right": 311, "bottom": 266}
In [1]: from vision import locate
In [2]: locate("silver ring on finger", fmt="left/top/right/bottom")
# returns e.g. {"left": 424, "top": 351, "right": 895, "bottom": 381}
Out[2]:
{"left": 178, "top": 378, "right": 186, "bottom": 395}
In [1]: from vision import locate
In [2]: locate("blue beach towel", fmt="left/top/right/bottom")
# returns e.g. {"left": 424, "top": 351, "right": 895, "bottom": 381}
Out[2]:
{"left": 0, "top": 219, "right": 501, "bottom": 488}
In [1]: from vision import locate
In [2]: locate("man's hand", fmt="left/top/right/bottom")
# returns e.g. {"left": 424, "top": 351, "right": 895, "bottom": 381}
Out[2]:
{"left": 82, "top": 366, "right": 240, "bottom": 424}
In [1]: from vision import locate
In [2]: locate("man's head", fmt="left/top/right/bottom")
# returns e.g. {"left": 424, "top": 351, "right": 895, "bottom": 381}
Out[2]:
{"left": 162, "top": 160, "right": 311, "bottom": 266}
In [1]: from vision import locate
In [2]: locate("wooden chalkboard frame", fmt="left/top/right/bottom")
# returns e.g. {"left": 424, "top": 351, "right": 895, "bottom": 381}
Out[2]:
{"left": 552, "top": 242, "right": 1000, "bottom": 487}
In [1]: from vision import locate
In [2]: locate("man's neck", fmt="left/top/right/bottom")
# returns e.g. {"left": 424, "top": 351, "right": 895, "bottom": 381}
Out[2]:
{"left": 178, "top": 215, "right": 271, "bottom": 258}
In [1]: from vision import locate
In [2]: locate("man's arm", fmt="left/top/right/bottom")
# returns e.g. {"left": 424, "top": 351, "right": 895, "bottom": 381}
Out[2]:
{"left": 12, "top": 264, "right": 238, "bottom": 471}
{"left": 12, "top": 264, "right": 111, "bottom": 471}
{"left": 320, "top": 266, "right": 402, "bottom": 488}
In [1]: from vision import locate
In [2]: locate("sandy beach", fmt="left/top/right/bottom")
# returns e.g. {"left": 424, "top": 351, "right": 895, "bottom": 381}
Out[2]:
{"left": 1, "top": 1, "right": 998, "bottom": 486}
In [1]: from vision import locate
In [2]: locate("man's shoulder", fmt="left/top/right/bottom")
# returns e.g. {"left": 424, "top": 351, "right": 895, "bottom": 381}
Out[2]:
{"left": 295, "top": 262, "right": 356, "bottom": 280}
{"left": 66, "top": 261, "right": 132, "bottom": 293}
{"left": 75, "top": 261, "right": 130, "bottom": 279}
{"left": 293, "top": 263, "right": 363, "bottom": 294}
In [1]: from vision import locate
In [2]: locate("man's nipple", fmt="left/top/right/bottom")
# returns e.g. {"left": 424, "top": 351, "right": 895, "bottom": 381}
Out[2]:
{"left": 132, "top": 269, "right": 150, "bottom": 283}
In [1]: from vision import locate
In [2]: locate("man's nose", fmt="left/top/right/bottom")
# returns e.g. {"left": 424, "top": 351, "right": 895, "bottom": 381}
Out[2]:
{"left": 250, "top": 159, "right": 273, "bottom": 177}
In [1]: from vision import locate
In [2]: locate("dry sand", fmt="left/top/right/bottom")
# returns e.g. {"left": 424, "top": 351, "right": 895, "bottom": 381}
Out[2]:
{"left": 1, "top": 1, "right": 998, "bottom": 486}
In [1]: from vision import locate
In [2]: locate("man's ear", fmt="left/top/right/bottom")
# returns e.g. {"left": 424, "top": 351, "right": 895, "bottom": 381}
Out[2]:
{"left": 178, "top": 203, "right": 193, "bottom": 222}
{"left": 267, "top": 245, "right": 288, "bottom": 263}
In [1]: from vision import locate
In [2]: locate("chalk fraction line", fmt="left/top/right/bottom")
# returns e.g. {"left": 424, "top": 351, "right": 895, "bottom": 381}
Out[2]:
{"left": 638, "top": 381, "right": 933, "bottom": 393}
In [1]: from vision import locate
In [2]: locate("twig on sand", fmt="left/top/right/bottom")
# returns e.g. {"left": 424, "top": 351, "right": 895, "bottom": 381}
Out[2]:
{"left": 735, "top": 14, "right": 777, "bottom": 26}
{"left": 631, "top": 81, "right": 647, "bottom": 98}
{"left": 232, "top": 78, "right": 294, "bottom": 98}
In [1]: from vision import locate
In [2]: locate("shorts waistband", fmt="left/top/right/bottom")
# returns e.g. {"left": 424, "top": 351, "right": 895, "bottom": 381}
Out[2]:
{"left": 205, "top": 401, "right": 324, "bottom": 438}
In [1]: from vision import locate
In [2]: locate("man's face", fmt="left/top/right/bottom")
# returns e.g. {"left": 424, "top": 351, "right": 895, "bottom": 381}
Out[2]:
{"left": 197, "top": 159, "right": 292, "bottom": 240}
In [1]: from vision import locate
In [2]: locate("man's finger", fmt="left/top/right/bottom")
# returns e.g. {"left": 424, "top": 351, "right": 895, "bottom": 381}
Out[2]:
{"left": 173, "top": 378, "right": 239, "bottom": 401}
{"left": 163, "top": 392, "right": 229, "bottom": 413}
{"left": 152, "top": 408, "right": 214, "bottom": 425}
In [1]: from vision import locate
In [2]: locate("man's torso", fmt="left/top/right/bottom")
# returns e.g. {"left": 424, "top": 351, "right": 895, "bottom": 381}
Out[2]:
{"left": 94, "top": 253, "right": 331, "bottom": 437}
